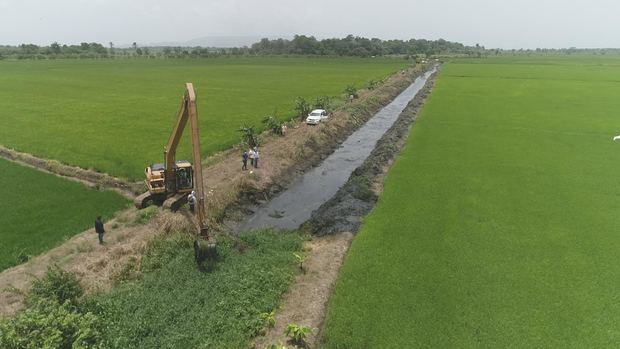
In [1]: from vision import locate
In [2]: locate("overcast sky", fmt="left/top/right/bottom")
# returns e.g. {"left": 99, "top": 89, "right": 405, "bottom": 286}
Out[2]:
{"left": 1, "top": 0, "right": 619, "bottom": 49}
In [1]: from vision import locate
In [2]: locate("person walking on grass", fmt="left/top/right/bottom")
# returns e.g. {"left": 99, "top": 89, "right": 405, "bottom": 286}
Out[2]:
{"left": 242, "top": 150, "right": 248, "bottom": 170}
{"left": 248, "top": 148, "right": 256, "bottom": 167}
{"left": 95, "top": 216, "right": 105, "bottom": 244}
{"left": 254, "top": 147, "right": 260, "bottom": 168}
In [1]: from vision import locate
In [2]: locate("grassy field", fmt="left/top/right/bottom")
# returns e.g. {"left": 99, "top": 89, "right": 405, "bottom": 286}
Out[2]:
{"left": 0, "top": 158, "right": 129, "bottom": 271}
{"left": 0, "top": 57, "right": 409, "bottom": 179}
{"left": 320, "top": 56, "right": 620, "bottom": 347}
{"left": 85, "top": 230, "right": 302, "bottom": 349}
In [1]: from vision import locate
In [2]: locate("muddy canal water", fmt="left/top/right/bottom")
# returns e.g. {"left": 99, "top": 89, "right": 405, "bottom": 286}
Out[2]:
{"left": 237, "top": 67, "right": 436, "bottom": 232}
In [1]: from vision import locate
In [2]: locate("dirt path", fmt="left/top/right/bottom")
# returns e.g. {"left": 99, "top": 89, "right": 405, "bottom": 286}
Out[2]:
{"left": 252, "top": 232, "right": 353, "bottom": 349}
{"left": 0, "top": 208, "right": 194, "bottom": 315}
{"left": 0, "top": 145, "right": 141, "bottom": 199}
{"left": 0, "top": 64, "right": 429, "bottom": 317}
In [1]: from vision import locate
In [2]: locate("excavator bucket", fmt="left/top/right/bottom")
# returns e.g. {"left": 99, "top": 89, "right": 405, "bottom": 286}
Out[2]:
{"left": 194, "top": 238, "right": 217, "bottom": 267}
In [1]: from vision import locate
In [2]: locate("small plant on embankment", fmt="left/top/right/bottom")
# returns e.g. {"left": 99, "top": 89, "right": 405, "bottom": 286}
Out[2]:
{"left": 293, "top": 252, "right": 306, "bottom": 273}
{"left": 344, "top": 85, "right": 358, "bottom": 99}
{"left": 238, "top": 124, "right": 260, "bottom": 148}
{"left": 260, "top": 310, "right": 276, "bottom": 328}
{"left": 313, "top": 95, "right": 332, "bottom": 110}
{"left": 284, "top": 323, "right": 312, "bottom": 346}
{"left": 295, "top": 97, "right": 311, "bottom": 121}
{"left": 263, "top": 115, "right": 283, "bottom": 136}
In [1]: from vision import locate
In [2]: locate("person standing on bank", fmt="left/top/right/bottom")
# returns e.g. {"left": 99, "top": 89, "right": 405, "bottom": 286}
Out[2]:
{"left": 188, "top": 190, "right": 196, "bottom": 213}
{"left": 248, "top": 148, "right": 255, "bottom": 167}
{"left": 242, "top": 151, "right": 248, "bottom": 170}
{"left": 254, "top": 147, "right": 260, "bottom": 168}
{"left": 95, "top": 216, "right": 105, "bottom": 244}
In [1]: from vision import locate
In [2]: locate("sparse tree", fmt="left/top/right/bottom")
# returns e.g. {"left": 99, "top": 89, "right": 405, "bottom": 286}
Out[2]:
{"left": 50, "top": 42, "right": 61, "bottom": 54}
{"left": 294, "top": 97, "right": 311, "bottom": 121}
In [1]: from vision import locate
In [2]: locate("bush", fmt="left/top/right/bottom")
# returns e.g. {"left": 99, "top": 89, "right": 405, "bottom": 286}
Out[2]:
{"left": 344, "top": 85, "right": 358, "bottom": 99}
{"left": 366, "top": 79, "right": 379, "bottom": 90}
{"left": 262, "top": 116, "right": 283, "bottom": 136}
{"left": 28, "top": 264, "right": 83, "bottom": 307}
{"left": 0, "top": 266, "right": 102, "bottom": 349}
{"left": 313, "top": 96, "right": 332, "bottom": 110}
{"left": 294, "top": 97, "right": 311, "bottom": 120}
{"left": 238, "top": 124, "right": 260, "bottom": 148}
{"left": 0, "top": 298, "right": 102, "bottom": 349}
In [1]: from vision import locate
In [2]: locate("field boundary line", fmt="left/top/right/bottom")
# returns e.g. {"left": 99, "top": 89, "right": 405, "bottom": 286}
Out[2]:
{"left": 0, "top": 145, "right": 139, "bottom": 199}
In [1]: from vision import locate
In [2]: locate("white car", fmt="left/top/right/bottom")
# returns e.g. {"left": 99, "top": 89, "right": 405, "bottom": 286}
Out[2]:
{"left": 306, "top": 109, "right": 329, "bottom": 125}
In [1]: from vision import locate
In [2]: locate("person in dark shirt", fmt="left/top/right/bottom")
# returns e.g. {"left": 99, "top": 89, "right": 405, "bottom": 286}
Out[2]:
{"left": 95, "top": 216, "right": 105, "bottom": 244}
{"left": 242, "top": 151, "right": 248, "bottom": 170}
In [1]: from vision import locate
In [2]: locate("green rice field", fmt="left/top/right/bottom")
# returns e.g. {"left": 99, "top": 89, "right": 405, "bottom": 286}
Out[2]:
{"left": 0, "top": 57, "right": 408, "bottom": 179}
{"left": 321, "top": 56, "right": 620, "bottom": 347}
{"left": 0, "top": 158, "right": 129, "bottom": 271}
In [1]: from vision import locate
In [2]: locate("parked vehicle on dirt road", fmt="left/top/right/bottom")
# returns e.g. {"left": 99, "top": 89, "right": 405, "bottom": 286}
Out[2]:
{"left": 306, "top": 109, "right": 329, "bottom": 125}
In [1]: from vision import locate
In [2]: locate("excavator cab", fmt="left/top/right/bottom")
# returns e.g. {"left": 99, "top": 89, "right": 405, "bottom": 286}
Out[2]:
{"left": 174, "top": 160, "right": 193, "bottom": 191}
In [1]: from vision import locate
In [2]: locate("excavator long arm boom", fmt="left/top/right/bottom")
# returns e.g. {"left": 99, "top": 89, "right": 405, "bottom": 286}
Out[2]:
{"left": 186, "top": 83, "right": 209, "bottom": 236}
{"left": 163, "top": 92, "right": 190, "bottom": 192}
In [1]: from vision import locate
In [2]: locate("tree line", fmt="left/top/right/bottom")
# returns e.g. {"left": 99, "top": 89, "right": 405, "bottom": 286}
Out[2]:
{"left": 0, "top": 35, "right": 477, "bottom": 60}
{"left": 3, "top": 35, "right": 617, "bottom": 61}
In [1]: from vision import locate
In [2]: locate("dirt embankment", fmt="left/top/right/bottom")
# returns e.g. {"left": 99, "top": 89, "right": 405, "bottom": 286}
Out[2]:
{"left": 0, "top": 64, "right": 430, "bottom": 317}
{"left": 303, "top": 68, "right": 439, "bottom": 236}
{"left": 0, "top": 145, "right": 141, "bottom": 199}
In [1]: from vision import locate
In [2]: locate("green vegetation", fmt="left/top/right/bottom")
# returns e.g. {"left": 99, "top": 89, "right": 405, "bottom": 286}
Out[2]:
{"left": 321, "top": 56, "right": 620, "bottom": 347}
{"left": 0, "top": 158, "right": 128, "bottom": 271}
{"left": 1, "top": 231, "right": 302, "bottom": 348}
{"left": 285, "top": 323, "right": 312, "bottom": 346}
{"left": 85, "top": 230, "right": 302, "bottom": 348}
{"left": 0, "top": 57, "right": 408, "bottom": 179}
{"left": 0, "top": 265, "right": 102, "bottom": 349}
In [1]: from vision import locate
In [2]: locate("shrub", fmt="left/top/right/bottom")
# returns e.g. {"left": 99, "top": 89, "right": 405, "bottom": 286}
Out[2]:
{"left": 262, "top": 116, "right": 283, "bottom": 136}
{"left": 0, "top": 298, "right": 102, "bottom": 349}
{"left": 28, "top": 264, "right": 83, "bottom": 306}
{"left": 0, "top": 266, "right": 102, "bottom": 349}
{"left": 366, "top": 79, "right": 379, "bottom": 90}
{"left": 238, "top": 124, "right": 260, "bottom": 148}
{"left": 313, "top": 95, "right": 332, "bottom": 110}
{"left": 344, "top": 85, "right": 358, "bottom": 99}
{"left": 294, "top": 97, "right": 311, "bottom": 120}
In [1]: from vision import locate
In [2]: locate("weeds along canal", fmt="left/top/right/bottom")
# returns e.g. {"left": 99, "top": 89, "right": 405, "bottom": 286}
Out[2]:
{"left": 235, "top": 66, "right": 437, "bottom": 232}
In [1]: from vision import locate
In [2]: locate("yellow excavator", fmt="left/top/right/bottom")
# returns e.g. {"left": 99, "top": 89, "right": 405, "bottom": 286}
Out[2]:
{"left": 135, "top": 83, "right": 216, "bottom": 260}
